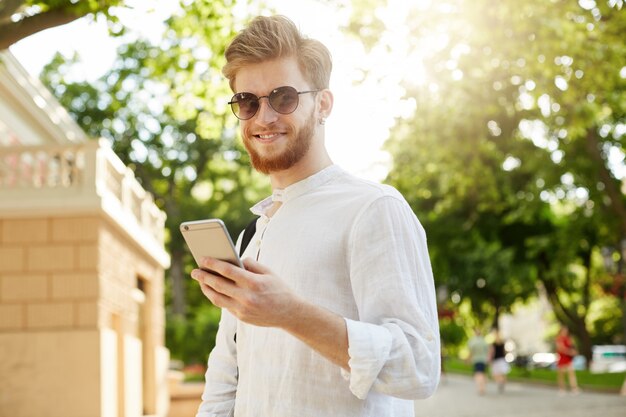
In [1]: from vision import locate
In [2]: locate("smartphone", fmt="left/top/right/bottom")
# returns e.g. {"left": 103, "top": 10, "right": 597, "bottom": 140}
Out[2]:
{"left": 180, "top": 219, "right": 243, "bottom": 270}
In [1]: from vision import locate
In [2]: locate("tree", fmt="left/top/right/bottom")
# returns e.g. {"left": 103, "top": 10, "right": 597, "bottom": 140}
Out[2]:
{"left": 346, "top": 0, "right": 626, "bottom": 361}
{"left": 0, "top": 0, "right": 123, "bottom": 49}
{"left": 39, "top": 0, "right": 271, "bottom": 362}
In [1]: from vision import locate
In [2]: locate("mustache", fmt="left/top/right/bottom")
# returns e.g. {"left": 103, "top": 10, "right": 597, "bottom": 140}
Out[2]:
{"left": 244, "top": 124, "right": 291, "bottom": 138}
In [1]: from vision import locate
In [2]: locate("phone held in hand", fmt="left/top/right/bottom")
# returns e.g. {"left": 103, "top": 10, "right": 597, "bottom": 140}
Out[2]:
{"left": 180, "top": 219, "right": 243, "bottom": 270}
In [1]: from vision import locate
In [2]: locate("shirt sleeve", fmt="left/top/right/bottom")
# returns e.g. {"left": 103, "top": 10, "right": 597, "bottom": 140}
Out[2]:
{"left": 196, "top": 233, "right": 244, "bottom": 417}
{"left": 340, "top": 194, "right": 440, "bottom": 400}
{"left": 196, "top": 308, "right": 238, "bottom": 417}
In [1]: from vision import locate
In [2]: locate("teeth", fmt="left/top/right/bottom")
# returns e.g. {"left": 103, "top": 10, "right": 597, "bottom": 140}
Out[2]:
{"left": 259, "top": 133, "right": 278, "bottom": 139}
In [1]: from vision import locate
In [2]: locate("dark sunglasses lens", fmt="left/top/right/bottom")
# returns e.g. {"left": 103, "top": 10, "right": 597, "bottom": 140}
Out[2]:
{"left": 232, "top": 93, "right": 259, "bottom": 119}
{"left": 270, "top": 87, "right": 299, "bottom": 114}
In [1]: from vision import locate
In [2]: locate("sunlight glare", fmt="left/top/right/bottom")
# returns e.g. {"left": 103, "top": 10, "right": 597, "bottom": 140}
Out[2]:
{"left": 8, "top": 0, "right": 438, "bottom": 182}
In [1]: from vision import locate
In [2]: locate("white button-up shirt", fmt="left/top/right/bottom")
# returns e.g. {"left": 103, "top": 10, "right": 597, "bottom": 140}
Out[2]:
{"left": 197, "top": 165, "right": 440, "bottom": 417}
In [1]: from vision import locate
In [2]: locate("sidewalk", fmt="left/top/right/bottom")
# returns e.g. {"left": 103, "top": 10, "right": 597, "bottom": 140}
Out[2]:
{"left": 414, "top": 374, "right": 626, "bottom": 417}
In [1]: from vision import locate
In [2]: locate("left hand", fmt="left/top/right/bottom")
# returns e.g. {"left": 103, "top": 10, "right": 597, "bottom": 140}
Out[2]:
{"left": 191, "top": 257, "right": 303, "bottom": 328}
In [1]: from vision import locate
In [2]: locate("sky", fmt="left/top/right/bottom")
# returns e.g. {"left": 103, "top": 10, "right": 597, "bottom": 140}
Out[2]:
{"left": 9, "top": 0, "right": 417, "bottom": 182}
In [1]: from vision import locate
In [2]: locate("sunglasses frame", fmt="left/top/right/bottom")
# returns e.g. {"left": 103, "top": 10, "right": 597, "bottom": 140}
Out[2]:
{"left": 228, "top": 86, "right": 321, "bottom": 120}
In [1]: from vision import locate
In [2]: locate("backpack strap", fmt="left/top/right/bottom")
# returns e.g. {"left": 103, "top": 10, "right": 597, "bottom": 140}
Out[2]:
{"left": 235, "top": 216, "right": 259, "bottom": 345}
{"left": 239, "top": 216, "right": 258, "bottom": 257}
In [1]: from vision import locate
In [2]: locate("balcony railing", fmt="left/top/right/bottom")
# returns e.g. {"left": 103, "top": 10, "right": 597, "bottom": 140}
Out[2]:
{"left": 0, "top": 143, "right": 81, "bottom": 188}
{"left": 0, "top": 139, "right": 168, "bottom": 266}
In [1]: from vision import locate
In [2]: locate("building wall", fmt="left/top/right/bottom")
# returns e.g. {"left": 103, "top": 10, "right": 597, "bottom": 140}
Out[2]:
{"left": 500, "top": 294, "right": 553, "bottom": 355}
{"left": 0, "top": 214, "right": 168, "bottom": 417}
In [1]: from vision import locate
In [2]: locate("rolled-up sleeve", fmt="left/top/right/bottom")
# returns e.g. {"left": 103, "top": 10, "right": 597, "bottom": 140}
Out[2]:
{"left": 341, "top": 194, "right": 440, "bottom": 400}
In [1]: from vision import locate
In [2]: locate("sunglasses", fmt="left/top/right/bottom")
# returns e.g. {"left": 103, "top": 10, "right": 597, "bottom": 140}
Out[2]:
{"left": 228, "top": 86, "right": 321, "bottom": 120}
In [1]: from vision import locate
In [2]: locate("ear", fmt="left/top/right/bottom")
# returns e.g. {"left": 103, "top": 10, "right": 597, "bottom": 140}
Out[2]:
{"left": 317, "top": 89, "right": 334, "bottom": 119}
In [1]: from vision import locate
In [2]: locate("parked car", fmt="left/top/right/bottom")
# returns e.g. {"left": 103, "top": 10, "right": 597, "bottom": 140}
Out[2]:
{"left": 530, "top": 352, "right": 557, "bottom": 369}
{"left": 521, "top": 352, "right": 586, "bottom": 371}
{"left": 590, "top": 345, "right": 626, "bottom": 373}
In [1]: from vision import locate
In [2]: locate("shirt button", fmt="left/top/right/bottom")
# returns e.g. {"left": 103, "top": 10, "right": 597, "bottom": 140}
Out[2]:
{"left": 427, "top": 334, "right": 434, "bottom": 342}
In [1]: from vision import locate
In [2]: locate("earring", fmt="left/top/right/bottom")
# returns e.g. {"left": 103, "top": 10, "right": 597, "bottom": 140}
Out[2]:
{"left": 318, "top": 117, "right": 326, "bottom": 125}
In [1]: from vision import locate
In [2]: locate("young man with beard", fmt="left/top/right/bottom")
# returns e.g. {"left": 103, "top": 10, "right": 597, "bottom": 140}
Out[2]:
{"left": 191, "top": 15, "right": 440, "bottom": 417}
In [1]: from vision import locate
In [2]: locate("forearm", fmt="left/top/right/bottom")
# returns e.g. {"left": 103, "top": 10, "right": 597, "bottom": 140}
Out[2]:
{"left": 281, "top": 296, "right": 440, "bottom": 401}
{"left": 280, "top": 299, "right": 350, "bottom": 370}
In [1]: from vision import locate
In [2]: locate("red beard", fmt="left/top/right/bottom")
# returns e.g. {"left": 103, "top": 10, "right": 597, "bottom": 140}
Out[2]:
{"left": 243, "top": 110, "right": 316, "bottom": 175}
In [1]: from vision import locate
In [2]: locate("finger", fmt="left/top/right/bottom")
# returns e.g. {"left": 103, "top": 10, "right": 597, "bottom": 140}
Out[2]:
{"left": 197, "top": 280, "right": 234, "bottom": 309}
{"left": 242, "top": 257, "right": 273, "bottom": 275}
{"left": 200, "top": 257, "right": 245, "bottom": 282}
{"left": 192, "top": 268, "right": 241, "bottom": 298}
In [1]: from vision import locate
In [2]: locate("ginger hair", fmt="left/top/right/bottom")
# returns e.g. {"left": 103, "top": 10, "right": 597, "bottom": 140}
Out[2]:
{"left": 223, "top": 15, "right": 332, "bottom": 91}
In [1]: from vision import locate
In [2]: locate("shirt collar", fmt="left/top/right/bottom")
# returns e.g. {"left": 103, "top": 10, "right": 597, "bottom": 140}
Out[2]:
{"left": 251, "top": 164, "right": 343, "bottom": 216}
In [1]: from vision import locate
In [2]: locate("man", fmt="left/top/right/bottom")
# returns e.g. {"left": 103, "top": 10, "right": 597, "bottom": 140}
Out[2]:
{"left": 192, "top": 15, "right": 440, "bottom": 417}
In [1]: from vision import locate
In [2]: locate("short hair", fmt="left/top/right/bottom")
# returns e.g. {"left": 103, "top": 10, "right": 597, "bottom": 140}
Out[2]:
{"left": 223, "top": 15, "right": 332, "bottom": 91}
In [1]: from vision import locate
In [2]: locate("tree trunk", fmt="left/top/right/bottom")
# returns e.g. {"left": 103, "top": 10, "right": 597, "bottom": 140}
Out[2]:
{"left": 571, "top": 315, "right": 593, "bottom": 369}
{"left": 621, "top": 297, "right": 626, "bottom": 345}
{"left": 618, "top": 257, "right": 626, "bottom": 346}
{"left": 542, "top": 278, "right": 593, "bottom": 368}
{"left": 492, "top": 301, "right": 501, "bottom": 331}
{"left": 585, "top": 129, "right": 626, "bottom": 238}
{"left": 169, "top": 248, "right": 186, "bottom": 317}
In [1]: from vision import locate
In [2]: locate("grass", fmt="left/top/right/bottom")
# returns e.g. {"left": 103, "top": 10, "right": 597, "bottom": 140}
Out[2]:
{"left": 183, "top": 357, "right": 625, "bottom": 391}
{"left": 184, "top": 372, "right": 206, "bottom": 383}
{"left": 444, "top": 357, "right": 626, "bottom": 392}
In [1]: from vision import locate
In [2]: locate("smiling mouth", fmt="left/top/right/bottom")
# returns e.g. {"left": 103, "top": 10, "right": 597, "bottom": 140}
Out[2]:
{"left": 254, "top": 133, "right": 283, "bottom": 140}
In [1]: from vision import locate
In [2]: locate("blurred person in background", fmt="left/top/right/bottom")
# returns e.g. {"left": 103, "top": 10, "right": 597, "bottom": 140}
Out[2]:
{"left": 467, "top": 327, "right": 489, "bottom": 395}
{"left": 489, "top": 329, "right": 510, "bottom": 393}
{"left": 555, "top": 326, "right": 580, "bottom": 395}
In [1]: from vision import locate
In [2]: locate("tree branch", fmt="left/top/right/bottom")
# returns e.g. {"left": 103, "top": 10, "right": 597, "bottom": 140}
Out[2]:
{"left": 0, "top": 8, "right": 84, "bottom": 50}
{"left": 582, "top": 247, "right": 592, "bottom": 312}
{"left": 585, "top": 128, "right": 626, "bottom": 237}
{"left": 0, "top": 0, "right": 24, "bottom": 22}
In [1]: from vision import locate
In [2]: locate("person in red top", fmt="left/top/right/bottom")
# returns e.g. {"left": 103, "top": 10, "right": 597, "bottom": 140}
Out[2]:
{"left": 555, "top": 326, "right": 580, "bottom": 395}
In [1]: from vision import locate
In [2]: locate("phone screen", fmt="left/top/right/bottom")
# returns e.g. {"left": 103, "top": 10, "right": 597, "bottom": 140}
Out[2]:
{"left": 180, "top": 219, "right": 242, "bottom": 269}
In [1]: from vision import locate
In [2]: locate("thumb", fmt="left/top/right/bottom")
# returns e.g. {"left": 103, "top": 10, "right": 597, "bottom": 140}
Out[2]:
{"left": 243, "top": 257, "right": 272, "bottom": 275}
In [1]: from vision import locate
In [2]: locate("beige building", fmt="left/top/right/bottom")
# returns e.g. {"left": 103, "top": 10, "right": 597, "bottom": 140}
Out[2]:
{"left": 0, "top": 51, "right": 171, "bottom": 417}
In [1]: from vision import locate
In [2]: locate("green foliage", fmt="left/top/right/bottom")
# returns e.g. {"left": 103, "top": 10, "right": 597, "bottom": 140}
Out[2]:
{"left": 352, "top": 0, "right": 626, "bottom": 348}
{"left": 39, "top": 0, "right": 273, "bottom": 362}
{"left": 6, "top": 0, "right": 122, "bottom": 16}
{"left": 343, "top": 0, "right": 388, "bottom": 50}
{"left": 346, "top": 0, "right": 626, "bottom": 354}
{"left": 0, "top": 0, "right": 125, "bottom": 49}
{"left": 589, "top": 296, "right": 624, "bottom": 345}
{"left": 166, "top": 304, "right": 222, "bottom": 364}
{"left": 439, "top": 317, "right": 467, "bottom": 357}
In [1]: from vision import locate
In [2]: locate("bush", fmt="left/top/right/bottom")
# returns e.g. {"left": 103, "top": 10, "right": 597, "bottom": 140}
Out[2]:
{"left": 439, "top": 317, "right": 467, "bottom": 357}
{"left": 166, "top": 304, "right": 222, "bottom": 365}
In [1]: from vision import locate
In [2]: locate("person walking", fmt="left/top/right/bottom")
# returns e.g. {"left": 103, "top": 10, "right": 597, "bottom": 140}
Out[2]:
{"left": 555, "top": 325, "right": 580, "bottom": 395}
{"left": 191, "top": 15, "right": 440, "bottom": 417}
{"left": 467, "top": 327, "right": 489, "bottom": 395}
{"left": 489, "top": 329, "right": 510, "bottom": 393}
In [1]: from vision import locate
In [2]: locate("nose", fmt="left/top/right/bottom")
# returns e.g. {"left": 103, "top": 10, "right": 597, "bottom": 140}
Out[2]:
{"left": 254, "top": 97, "right": 279, "bottom": 126}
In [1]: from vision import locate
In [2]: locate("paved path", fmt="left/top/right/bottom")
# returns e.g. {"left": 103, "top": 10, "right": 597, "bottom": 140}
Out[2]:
{"left": 413, "top": 374, "right": 626, "bottom": 417}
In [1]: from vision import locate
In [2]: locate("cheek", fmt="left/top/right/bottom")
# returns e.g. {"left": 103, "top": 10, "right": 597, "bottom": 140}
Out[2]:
{"left": 241, "top": 123, "right": 253, "bottom": 139}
